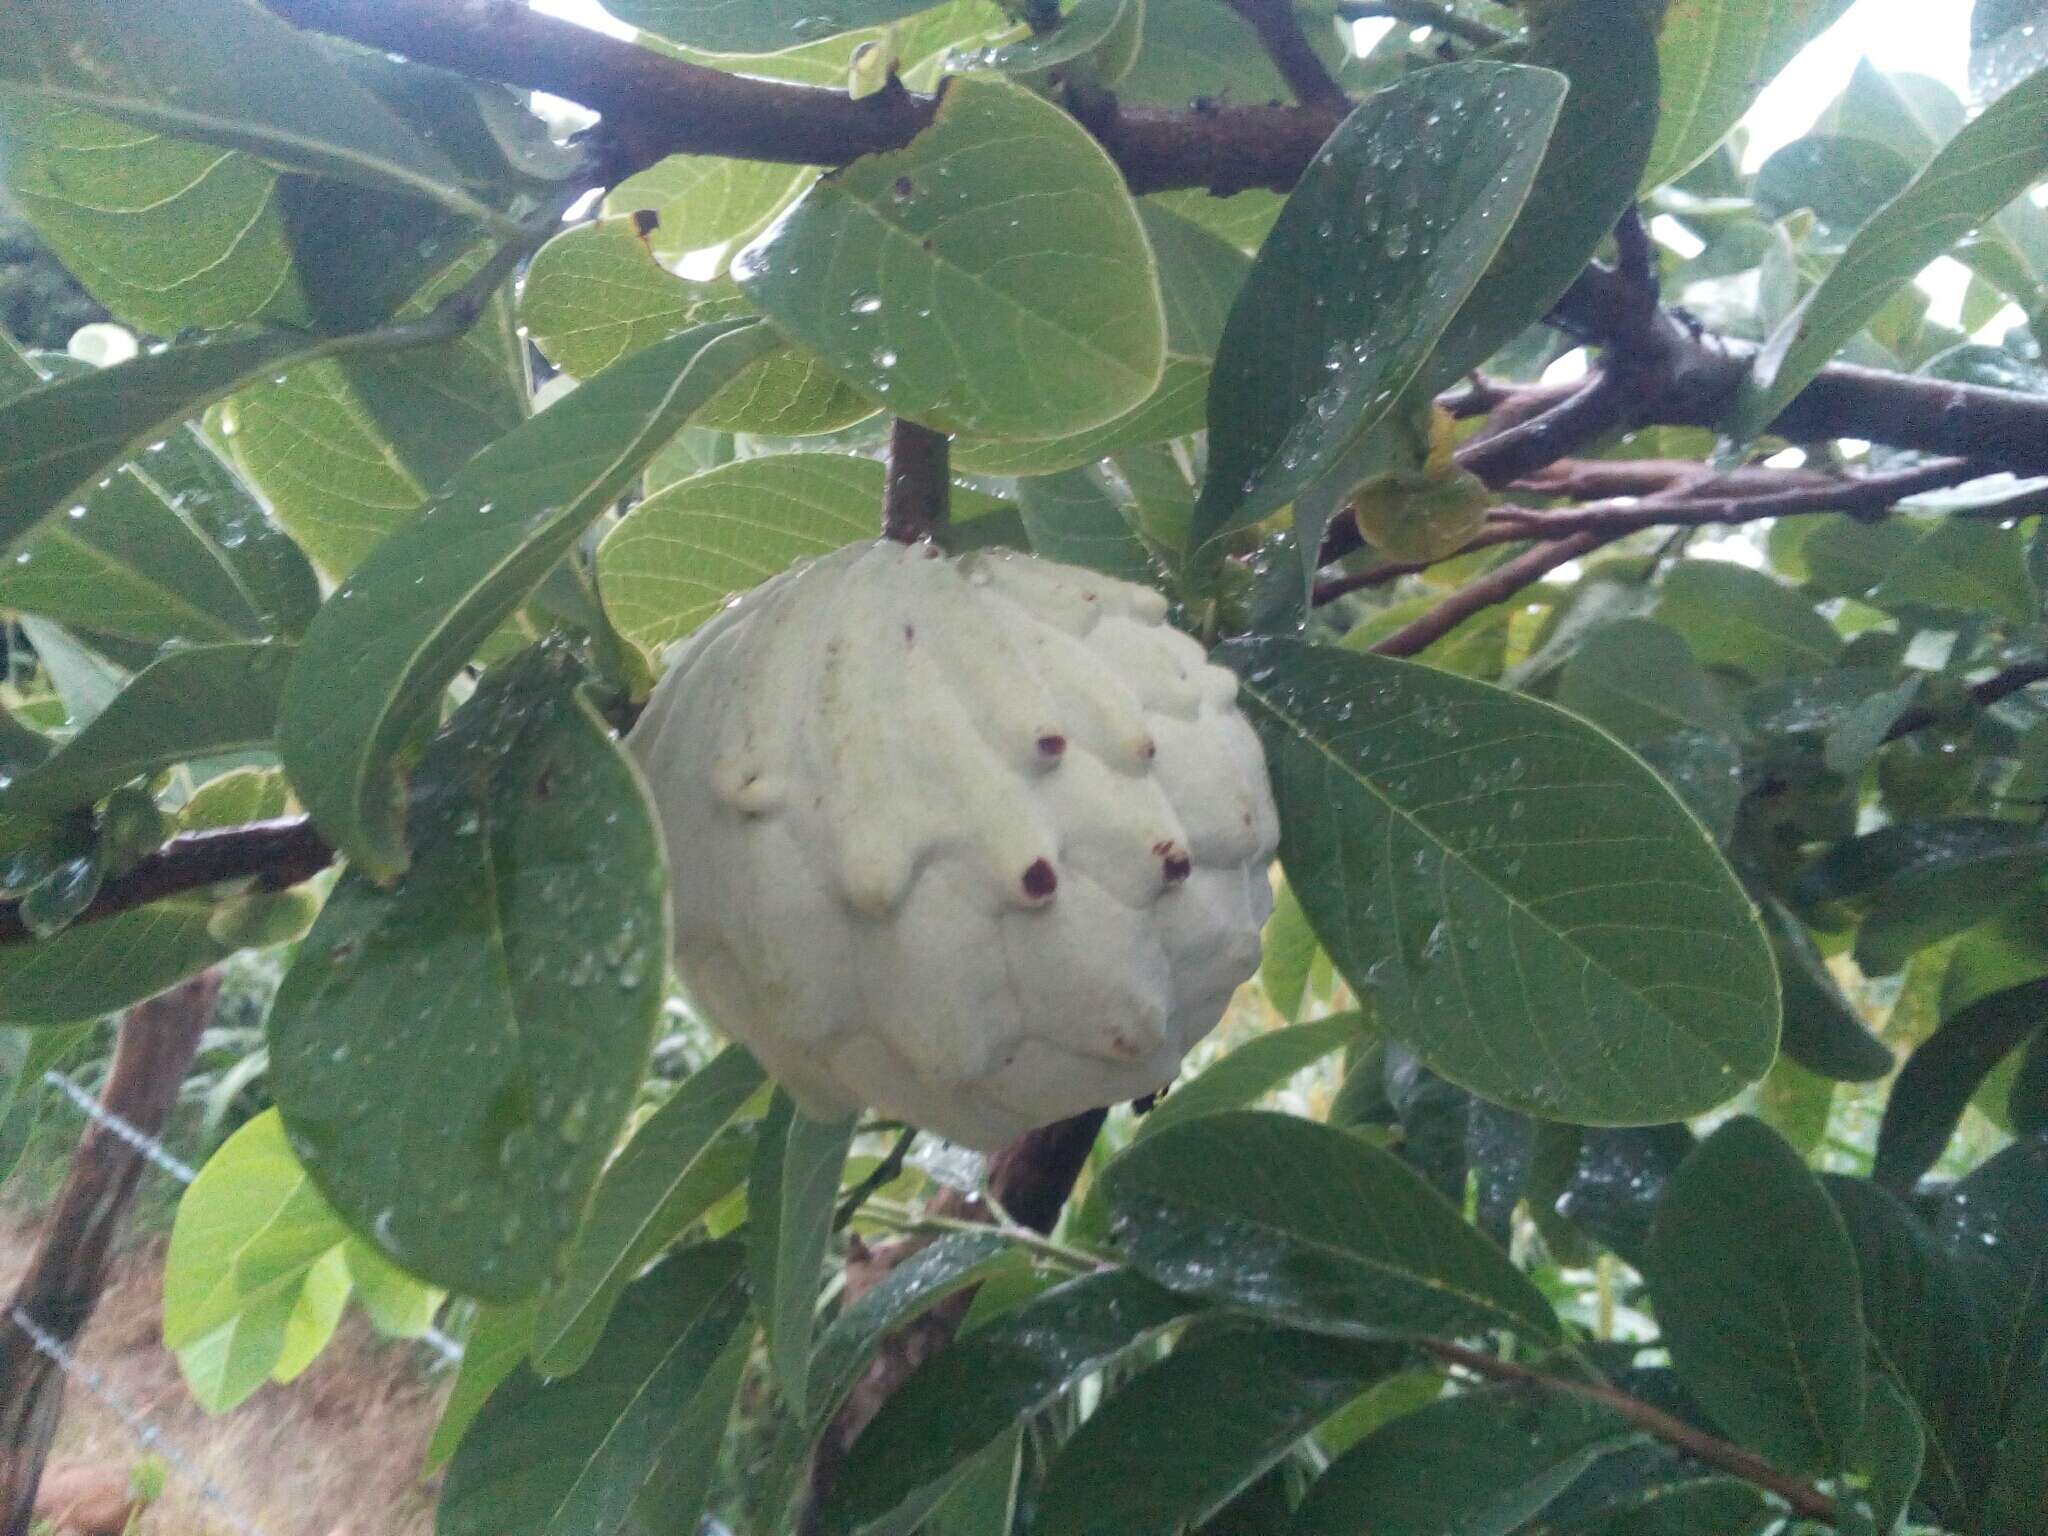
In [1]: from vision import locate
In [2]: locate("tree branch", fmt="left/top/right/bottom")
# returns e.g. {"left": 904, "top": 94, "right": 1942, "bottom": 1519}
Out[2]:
{"left": 1418, "top": 1340, "right": 1838, "bottom": 1524}
{"left": 0, "top": 817, "right": 331, "bottom": 946}
{"left": 1884, "top": 655, "right": 2048, "bottom": 741}
{"left": 1223, "top": 0, "right": 1351, "bottom": 113}
{"left": 1335, "top": 0, "right": 1510, "bottom": 48}
{"left": 882, "top": 418, "right": 952, "bottom": 544}
{"left": 1366, "top": 532, "right": 1603, "bottom": 656}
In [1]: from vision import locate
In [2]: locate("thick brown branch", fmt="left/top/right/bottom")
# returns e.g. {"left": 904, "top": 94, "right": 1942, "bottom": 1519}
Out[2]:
{"left": 882, "top": 418, "right": 952, "bottom": 544}
{"left": 1419, "top": 1340, "right": 1838, "bottom": 1523}
{"left": 0, "top": 817, "right": 331, "bottom": 946}
{"left": 1223, "top": 0, "right": 1351, "bottom": 112}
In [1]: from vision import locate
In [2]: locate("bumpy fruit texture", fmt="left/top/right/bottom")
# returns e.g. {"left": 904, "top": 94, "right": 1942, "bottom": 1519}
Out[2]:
{"left": 629, "top": 540, "right": 1279, "bottom": 1148}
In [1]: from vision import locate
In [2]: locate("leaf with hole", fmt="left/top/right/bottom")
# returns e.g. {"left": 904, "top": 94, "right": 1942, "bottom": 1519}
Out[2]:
{"left": 1221, "top": 636, "right": 1778, "bottom": 1124}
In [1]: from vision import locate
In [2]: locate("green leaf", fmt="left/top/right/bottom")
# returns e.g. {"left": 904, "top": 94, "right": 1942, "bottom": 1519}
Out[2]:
{"left": 1824, "top": 1175, "right": 1995, "bottom": 1522}
{"left": 162, "top": 1109, "right": 354, "bottom": 1412}
{"left": 1640, "top": 0, "right": 1858, "bottom": 191}
{"left": 1191, "top": 63, "right": 1565, "bottom": 557}
{"left": 1755, "top": 134, "right": 1917, "bottom": 237}
{"left": 748, "top": 1091, "right": 855, "bottom": 1422}
{"left": 1257, "top": 880, "right": 1319, "bottom": 1023}
{"left": 1221, "top": 637, "right": 1778, "bottom": 1124}
{"left": 520, "top": 219, "right": 702, "bottom": 380}
{"left": 602, "top": 0, "right": 939, "bottom": 52}
{"left": 268, "top": 650, "right": 670, "bottom": 1302}
{"left": 735, "top": 76, "right": 1165, "bottom": 441}
{"left": 427, "top": 1300, "right": 538, "bottom": 1471}
{"left": 1034, "top": 1324, "right": 1393, "bottom": 1536}
{"left": 221, "top": 246, "right": 530, "bottom": 581}
{"left": 0, "top": 330, "right": 335, "bottom": 556}
{"left": 1937, "top": 1136, "right": 2048, "bottom": 1431}
{"left": 1651, "top": 562, "right": 1842, "bottom": 680}
{"left": 276, "top": 320, "right": 774, "bottom": 880}
{"left": 1850, "top": 1373, "right": 1924, "bottom": 1535}
{"left": 1137, "top": 1013, "right": 1366, "bottom": 1139}
{"left": 0, "top": 100, "right": 302, "bottom": 334}
{"left": 1644, "top": 1117, "right": 1866, "bottom": 1475}
{"left": 1875, "top": 978, "right": 2048, "bottom": 1191}
{"left": 1116, "top": 0, "right": 1342, "bottom": 108}
{"left": 1297, "top": 1390, "right": 1634, "bottom": 1536}
{"left": 0, "top": 0, "right": 505, "bottom": 227}
{"left": 1554, "top": 620, "right": 1743, "bottom": 746}
{"left": 1739, "top": 66, "right": 2048, "bottom": 437}
{"left": 438, "top": 1243, "right": 751, "bottom": 1536}
{"left": 0, "top": 641, "right": 292, "bottom": 818}
{"left": 1102, "top": 1111, "right": 1559, "bottom": 1342}
{"left": 1985, "top": 1359, "right": 2048, "bottom": 1536}
{"left": 595, "top": 453, "right": 884, "bottom": 660}
{"left": 0, "top": 891, "right": 316, "bottom": 1028}
{"left": 345, "top": 1239, "right": 445, "bottom": 1338}
{"left": 1873, "top": 517, "right": 2040, "bottom": 626}
{"left": 606, "top": 153, "right": 807, "bottom": 260}
{"left": 812, "top": 1268, "right": 1191, "bottom": 1536}
{"left": 1015, "top": 468, "right": 1157, "bottom": 582}
{"left": 533, "top": 1043, "right": 766, "bottom": 1376}
{"left": 1764, "top": 899, "right": 1894, "bottom": 1083}
{"left": 1633, "top": 729, "right": 1743, "bottom": 849}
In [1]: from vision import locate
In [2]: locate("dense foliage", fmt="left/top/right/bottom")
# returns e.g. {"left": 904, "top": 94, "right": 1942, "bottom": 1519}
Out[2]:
{"left": 2, "top": 0, "right": 2046, "bottom": 1533}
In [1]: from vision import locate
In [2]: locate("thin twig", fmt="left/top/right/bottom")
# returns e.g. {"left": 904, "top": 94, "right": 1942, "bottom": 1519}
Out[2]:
{"left": 1367, "top": 533, "right": 1603, "bottom": 656}
{"left": 855, "top": 1201, "right": 1107, "bottom": 1273}
{"left": 882, "top": 418, "right": 952, "bottom": 543}
{"left": 1419, "top": 1339, "right": 1837, "bottom": 1522}
{"left": 1335, "top": 0, "right": 1509, "bottom": 47}
{"left": 1884, "top": 656, "right": 2048, "bottom": 741}
{"left": 1223, "top": 0, "right": 1351, "bottom": 112}
{"left": 835, "top": 1128, "right": 919, "bottom": 1231}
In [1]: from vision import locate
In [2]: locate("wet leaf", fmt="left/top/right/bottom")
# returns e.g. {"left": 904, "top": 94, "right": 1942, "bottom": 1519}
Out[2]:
{"left": 268, "top": 650, "right": 669, "bottom": 1302}
{"left": 1765, "top": 899, "right": 1894, "bottom": 1083}
{"left": 748, "top": 1091, "right": 854, "bottom": 1421}
{"left": 1102, "top": 1111, "right": 1559, "bottom": 1342}
{"left": 1651, "top": 562, "right": 1842, "bottom": 681}
{"left": 1554, "top": 620, "right": 1743, "bottom": 746}
{"left": 1222, "top": 637, "right": 1778, "bottom": 1124}
{"left": 1645, "top": 1117, "right": 1866, "bottom": 1475}
{"left": 735, "top": 77, "right": 1164, "bottom": 441}
{"left": 1875, "top": 978, "right": 2048, "bottom": 1191}
{"left": 1015, "top": 468, "right": 1156, "bottom": 583}
{"left": 1137, "top": 1013, "right": 1367, "bottom": 1139}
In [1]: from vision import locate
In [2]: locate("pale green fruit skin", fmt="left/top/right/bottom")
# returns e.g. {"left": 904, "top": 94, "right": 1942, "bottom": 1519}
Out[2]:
{"left": 628, "top": 540, "right": 1279, "bottom": 1148}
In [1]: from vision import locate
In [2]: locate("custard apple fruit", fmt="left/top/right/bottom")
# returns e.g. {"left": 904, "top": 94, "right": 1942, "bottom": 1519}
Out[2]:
{"left": 628, "top": 540, "right": 1279, "bottom": 1149}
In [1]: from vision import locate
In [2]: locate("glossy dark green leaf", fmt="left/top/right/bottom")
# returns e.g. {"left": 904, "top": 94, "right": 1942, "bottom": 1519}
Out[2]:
{"left": 812, "top": 1268, "right": 1191, "bottom": 1535}
{"left": 1552, "top": 1126, "right": 1698, "bottom": 1270}
{"left": 533, "top": 1044, "right": 766, "bottom": 1376}
{"left": 1851, "top": 1370, "right": 1924, "bottom": 1534}
{"left": 1034, "top": 1324, "right": 1392, "bottom": 1536}
{"left": 1756, "top": 134, "right": 1917, "bottom": 236}
{"left": 1102, "top": 1111, "right": 1559, "bottom": 1342}
{"left": 268, "top": 650, "right": 669, "bottom": 1302}
{"left": 1651, "top": 562, "right": 1843, "bottom": 681}
{"left": 0, "top": 330, "right": 328, "bottom": 556}
{"left": 1807, "top": 819, "right": 2048, "bottom": 976}
{"left": 426, "top": 1301, "right": 537, "bottom": 1471}
{"left": 735, "top": 77, "right": 1163, "bottom": 442}
{"left": 0, "top": 0, "right": 503, "bottom": 227}
{"left": 1527, "top": 1444, "right": 1769, "bottom": 1536}
{"left": 1875, "top": 978, "right": 2048, "bottom": 1191}
{"left": 748, "top": 1091, "right": 854, "bottom": 1422}
{"left": 438, "top": 1243, "right": 750, "bottom": 1536}
{"left": 1824, "top": 1174, "right": 1996, "bottom": 1524}
{"left": 1554, "top": 620, "right": 1742, "bottom": 747}
{"left": 1765, "top": 899, "right": 1894, "bottom": 1083}
{"left": 0, "top": 641, "right": 293, "bottom": 818}
{"left": 1644, "top": 1118, "right": 1866, "bottom": 1475}
{"left": 1014, "top": 468, "right": 1156, "bottom": 583}
{"left": 1741, "top": 65, "right": 2048, "bottom": 436}
{"left": 1298, "top": 1390, "right": 1635, "bottom": 1536}
{"left": 1222, "top": 637, "right": 1778, "bottom": 1124}
{"left": 277, "top": 320, "right": 775, "bottom": 880}
{"left": 1640, "top": 0, "right": 1858, "bottom": 189}
{"left": 1137, "top": 1013, "right": 1367, "bottom": 1140}
{"left": 1191, "top": 63, "right": 1564, "bottom": 557}
{"left": 1935, "top": 1134, "right": 2048, "bottom": 1430}
{"left": 1633, "top": 729, "right": 1744, "bottom": 849}
{"left": 2011, "top": 1026, "right": 2048, "bottom": 1136}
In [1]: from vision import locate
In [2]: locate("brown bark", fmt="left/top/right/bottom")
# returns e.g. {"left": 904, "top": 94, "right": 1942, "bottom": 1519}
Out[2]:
{"left": 0, "top": 973, "right": 219, "bottom": 1536}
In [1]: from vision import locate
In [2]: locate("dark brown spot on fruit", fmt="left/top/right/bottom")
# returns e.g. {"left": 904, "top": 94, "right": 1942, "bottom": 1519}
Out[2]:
{"left": 1037, "top": 734, "right": 1067, "bottom": 757}
{"left": 893, "top": 175, "right": 916, "bottom": 200}
{"left": 1138, "top": 737, "right": 1157, "bottom": 761}
{"left": 631, "top": 208, "right": 660, "bottom": 237}
{"left": 904, "top": 623, "right": 916, "bottom": 643}
{"left": 1022, "top": 858, "right": 1057, "bottom": 899}
{"left": 1154, "top": 841, "right": 1191, "bottom": 883}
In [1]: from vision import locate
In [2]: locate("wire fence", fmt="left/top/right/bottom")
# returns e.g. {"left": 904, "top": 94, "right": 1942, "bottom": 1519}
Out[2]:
{"left": 10, "top": 1071, "right": 466, "bottom": 1536}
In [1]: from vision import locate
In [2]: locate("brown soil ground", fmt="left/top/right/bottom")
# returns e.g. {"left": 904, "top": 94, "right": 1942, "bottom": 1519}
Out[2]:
{"left": 2, "top": 1213, "right": 448, "bottom": 1536}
